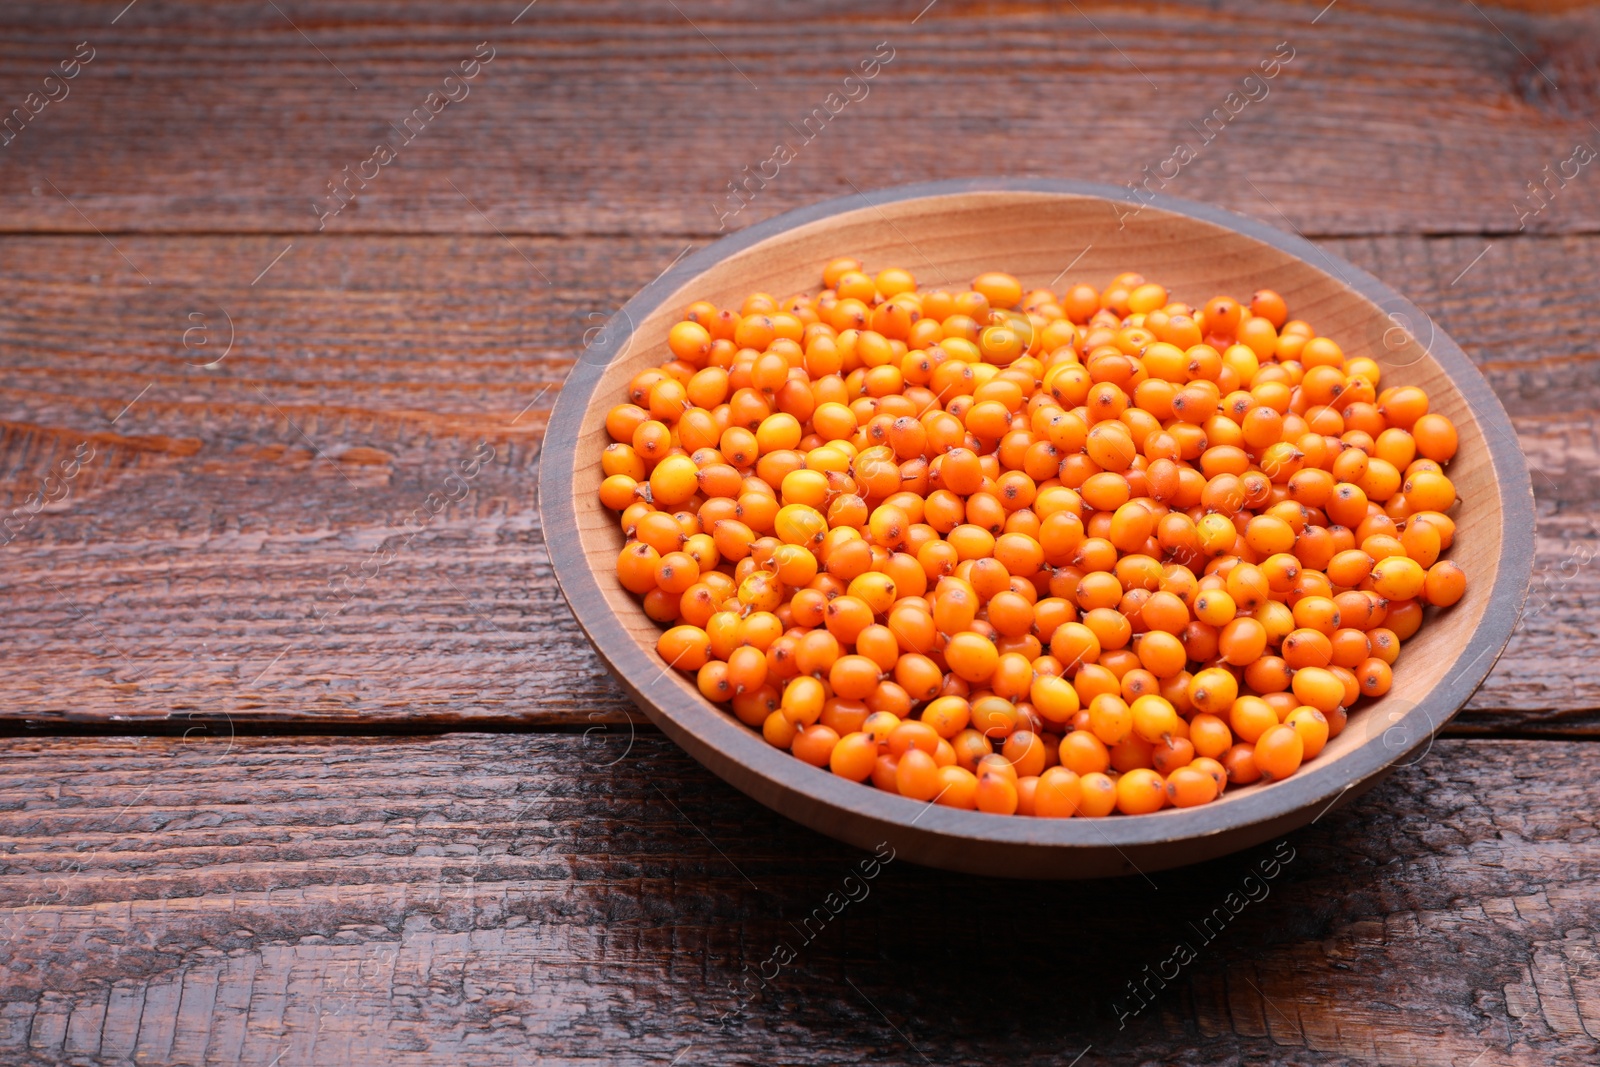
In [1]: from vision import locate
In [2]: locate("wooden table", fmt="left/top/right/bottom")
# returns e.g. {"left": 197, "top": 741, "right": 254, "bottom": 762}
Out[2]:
{"left": 2, "top": 2, "right": 1597, "bottom": 1063}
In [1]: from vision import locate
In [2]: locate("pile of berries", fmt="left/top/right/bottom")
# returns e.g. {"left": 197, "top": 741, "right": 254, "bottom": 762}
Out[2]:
{"left": 598, "top": 259, "right": 1466, "bottom": 817}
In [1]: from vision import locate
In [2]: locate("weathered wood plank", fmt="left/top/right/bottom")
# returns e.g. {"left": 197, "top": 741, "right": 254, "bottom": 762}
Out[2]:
{"left": 0, "top": 733, "right": 1595, "bottom": 1065}
{"left": 0, "top": 5, "right": 1592, "bottom": 1067}
{"left": 0, "top": 2, "right": 1598, "bottom": 237}
{"left": 0, "top": 232, "right": 673, "bottom": 728}
{"left": 0, "top": 232, "right": 1596, "bottom": 729}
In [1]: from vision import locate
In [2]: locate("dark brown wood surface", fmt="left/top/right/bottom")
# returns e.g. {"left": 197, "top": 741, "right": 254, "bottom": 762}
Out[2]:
{"left": 1, "top": 734, "right": 1598, "bottom": 1066}
{"left": 1, "top": 231, "right": 1597, "bottom": 732}
{"left": 2, "top": 0, "right": 1599, "bottom": 1063}
{"left": 1, "top": 1, "right": 1598, "bottom": 237}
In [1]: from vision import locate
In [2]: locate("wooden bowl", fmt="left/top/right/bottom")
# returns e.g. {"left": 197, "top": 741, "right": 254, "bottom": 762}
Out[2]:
{"left": 540, "top": 179, "right": 1534, "bottom": 878}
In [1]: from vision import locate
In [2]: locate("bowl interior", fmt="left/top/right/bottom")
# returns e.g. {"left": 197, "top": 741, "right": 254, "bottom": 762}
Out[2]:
{"left": 553, "top": 186, "right": 1522, "bottom": 874}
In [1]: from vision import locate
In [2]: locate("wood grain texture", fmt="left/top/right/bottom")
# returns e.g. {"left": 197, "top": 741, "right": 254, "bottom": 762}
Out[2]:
{"left": 0, "top": 733, "right": 1595, "bottom": 1066}
{"left": 0, "top": 232, "right": 1595, "bottom": 731}
{"left": 0, "top": 1, "right": 1599, "bottom": 238}
{"left": 0, "top": 0, "right": 1593, "bottom": 1060}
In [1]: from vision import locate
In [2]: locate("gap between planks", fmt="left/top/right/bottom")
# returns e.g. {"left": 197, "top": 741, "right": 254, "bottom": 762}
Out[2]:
{"left": 0, "top": 719, "right": 1596, "bottom": 742}
{"left": 1, "top": 227, "right": 1598, "bottom": 241}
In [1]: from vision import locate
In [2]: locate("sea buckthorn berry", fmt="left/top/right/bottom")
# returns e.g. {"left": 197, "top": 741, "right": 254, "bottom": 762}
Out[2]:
{"left": 848, "top": 572, "right": 899, "bottom": 615}
{"left": 1087, "top": 693, "right": 1133, "bottom": 746}
{"left": 1326, "top": 549, "right": 1374, "bottom": 588}
{"left": 763, "top": 710, "right": 799, "bottom": 749}
{"left": 781, "top": 675, "right": 827, "bottom": 726}
{"left": 1189, "top": 667, "right": 1239, "bottom": 716}
{"left": 946, "top": 631, "right": 1000, "bottom": 683}
{"left": 888, "top": 721, "right": 941, "bottom": 760}
{"left": 598, "top": 474, "right": 639, "bottom": 511}
{"left": 774, "top": 503, "right": 827, "bottom": 548}
{"left": 1002, "top": 730, "right": 1049, "bottom": 778}
{"left": 1222, "top": 742, "right": 1260, "bottom": 785}
{"left": 1083, "top": 607, "right": 1133, "bottom": 652}
{"left": 921, "top": 695, "right": 971, "bottom": 739}
{"left": 1371, "top": 556, "right": 1426, "bottom": 601}
{"left": 792, "top": 724, "right": 840, "bottom": 767}
{"left": 738, "top": 570, "right": 784, "bottom": 613}
{"left": 1076, "top": 772, "right": 1118, "bottom": 816}
{"left": 1285, "top": 706, "right": 1330, "bottom": 758}
{"left": 1330, "top": 664, "right": 1362, "bottom": 707}
{"left": 617, "top": 542, "right": 662, "bottom": 595}
{"left": 668, "top": 320, "right": 713, "bottom": 362}
{"left": 951, "top": 727, "right": 993, "bottom": 771}
{"left": 657, "top": 625, "right": 712, "bottom": 672}
{"left": 1399, "top": 520, "right": 1442, "bottom": 569}
{"left": 924, "top": 764, "right": 974, "bottom": 808}
{"left": 1150, "top": 736, "right": 1195, "bottom": 775}
{"left": 1402, "top": 470, "right": 1456, "bottom": 514}
{"left": 830, "top": 731, "right": 879, "bottom": 781}
{"left": 1229, "top": 695, "right": 1279, "bottom": 745}
{"left": 656, "top": 551, "right": 702, "bottom": 595}
{"left": 972, "top": 272, "right": 1023, "bottom": 310}
{"left": 1166, "top": 766, "right": 1218, "bottom": 807}
{"left": 999, "top": 639, "right": 1047, "bottom": 678}
{"left": 1219, "top": 617, "right": 1268, "bottom": 666}
{"left": 963, "top": 696, "right": 1015, "bottom": 744}
{"left": 975, "top": 768, "right": 1020, "bottom": 814}
{"left": 896, "top": 749, "right": 942, "bottom": 800}
{"left": 1193, "top": 589, "right": 1237, "bottom": 627}
{"left": 1189, "top": 713, "right": 1233, "bottom": 759}
{"left": 823, "top": 595, "right": 875, "bottom": 645}
{"left": 1059, "top": 730, "right": 1111, "bottom": 776}
{"left": 1130, "top": 694, "right": 1180, "bottom": 743}
{"left": 819, "top": 694, "right": 870, "bottom": 735}
{"left": 1016, "top": 775, "right": 1046, "bottom": 818}
{"left": 727, "top": 645, "right": 770, "bottom": 694}
{"left": 827, "top": 654, "right": 880, "bottom": 701}
{"left": 1412, "top": 413, "right": 1458, "bottom": 462}
{"left": 1136, "top": 630, "right": 1187, "bottom": 678}
{"left": 1192, "top": 756, "right": 1228, "bottom": 796}
{"left": 1033, "top": 766, "right": 1084, "bottom": 817}
{"left": 1357, "top": 658, "right": 1393, "bottom": 698}
{"left": 1281, "top": 628, "right": 1333, "bottom": 670}
{"left": 1379, "top": 386, "right": 1429, "bottom": 430}
{"left": 1115, "top": 768, "right": 1166, "bottom": 815}
{"left": 1254, "top": 723, "right": 1305, "bottom": 781}
{"left": 1385, "top": 598, "right": 1424, "bottom": 641}
{"left": 1422, "top": 560, "right": 1467, "bottom": 606}
{"left": 1291, "top": 666, "right": 1346, "bottom": 715}
{"left": 1248, "top": 289, "right": 1289, "bottom": 328}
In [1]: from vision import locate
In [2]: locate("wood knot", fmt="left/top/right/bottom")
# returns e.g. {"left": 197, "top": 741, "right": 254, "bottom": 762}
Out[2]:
{"left": 1510, "top": 15, "right": 1600, "bottom": 120}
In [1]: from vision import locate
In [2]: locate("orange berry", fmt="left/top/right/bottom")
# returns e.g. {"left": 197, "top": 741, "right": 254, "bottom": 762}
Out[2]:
{"left": 791, "top": 724, "right": 840, "bottom": 767}
{"left": 1254, "top": 723, "right": 1305, "bottom": 781}
{"left": 1422, "top": 560, "right": 1467, "bottom": 607}
{"left": 1165, "top": 766, "right": 1218, "bottom": 808}
{"left": 830, "top": 731, "right": 880, "bottom": 781}
{"left": 975, "top": 769, "right": 1020, "bottom": 815}
{"left": 1033, "top": 767, "right": 1083, "bottom": 818}
{"left": 1285, "top": 706, "right": 1329, "bottom": 759}
{"left": 1115, "top": 768, "right": 1166, "bottom": 815}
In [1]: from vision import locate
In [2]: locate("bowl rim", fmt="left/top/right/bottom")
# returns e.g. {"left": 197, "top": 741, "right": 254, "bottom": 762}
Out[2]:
{"left": 540, "top": 177, "right": 1536, "bottom": 856}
